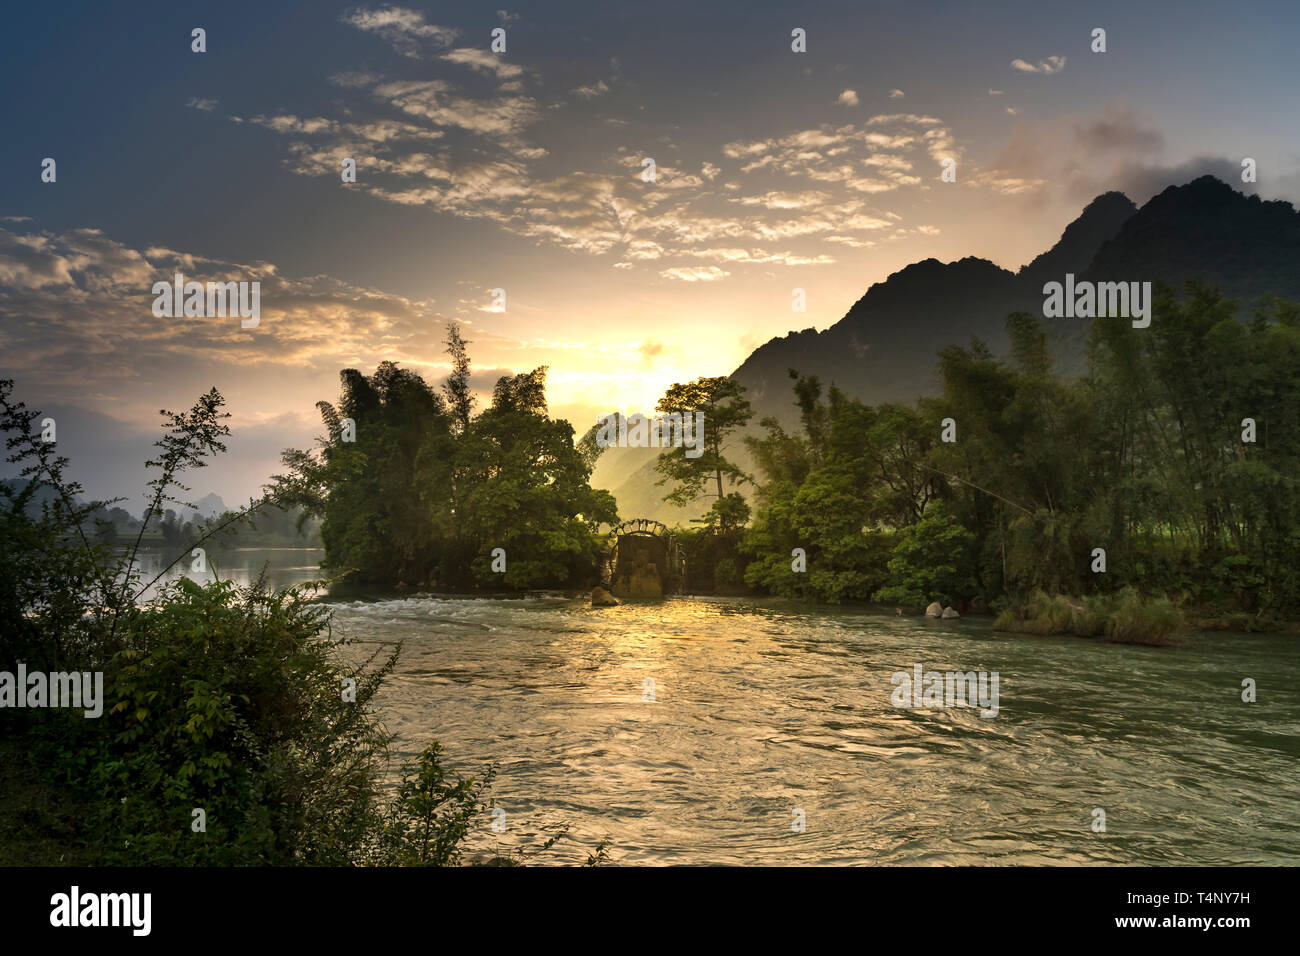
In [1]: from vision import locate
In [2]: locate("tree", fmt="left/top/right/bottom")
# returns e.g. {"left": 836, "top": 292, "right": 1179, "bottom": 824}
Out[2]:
{"left": 273, "top": 329, "right": 617, "bottom": 589}
{"left": 443, "top": 323, "right": 475, "bottom": 434}
{"left": 654, "top": 376, "right": 753, "bottom": 532}
{"left": 872, "top": 504, "right": 976, "bottom": 608}
{"left": 451, "top": 367, "right": 618, "bottom": 588}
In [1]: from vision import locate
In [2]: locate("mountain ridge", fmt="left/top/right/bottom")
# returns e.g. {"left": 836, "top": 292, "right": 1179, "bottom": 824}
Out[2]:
{"left": 597, "top": 176, "right": 1300, "bottom": 523}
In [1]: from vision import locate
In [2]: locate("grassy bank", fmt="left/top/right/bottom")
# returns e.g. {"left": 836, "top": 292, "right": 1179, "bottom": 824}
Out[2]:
{"left": 994, "top": 588, "right": 1185, "bottom": 646}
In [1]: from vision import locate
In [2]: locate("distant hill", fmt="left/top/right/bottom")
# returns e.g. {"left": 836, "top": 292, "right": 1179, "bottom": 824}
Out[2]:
{"left": 1084, "top": 176, "right": 1300, "bottom": 302}
{"left": 587, "top": 415, "right": 710, "bottom": 526}
{"left": 733, "top": 176, "right": 1300, "bottom": 423}
{"left": 594, "top": 176, "right": 1300, "bottom": 524}
{"left": 181, "top": 492, "right": 228, "bottom": 519}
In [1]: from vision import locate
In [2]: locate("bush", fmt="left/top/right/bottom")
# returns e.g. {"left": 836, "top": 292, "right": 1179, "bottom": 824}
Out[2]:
{"left": 377, "top": 740, "right": 494, "bottom": 866}
{"left": 1, "top": 379, "right": 605, "bottom": 866}
{"left": 1101, "top": 589, "right": 1183, "bottom": 645}
{"left": 873, "top": 505, "right": 975, "bottom": 608}
{"left": 38, "top": 577, "right": 397, "bottom": 865}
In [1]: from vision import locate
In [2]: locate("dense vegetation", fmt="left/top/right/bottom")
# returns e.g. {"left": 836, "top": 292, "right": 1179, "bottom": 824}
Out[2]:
{"left": 4, "top": 279, "right": 1294, "bottom": 865}
{"left": 272, "top": 325, "right": 617, "bottom": 590}
{"left": 0, "top": 379, "right": 586, "bottom": 865}
{"left": 735, "top": 284, "right": 1300, "bottom": 632}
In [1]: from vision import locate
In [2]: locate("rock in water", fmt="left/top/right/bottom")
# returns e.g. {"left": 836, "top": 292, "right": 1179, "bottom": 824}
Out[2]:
{"left": 941, "top": 606, "right": 960, "bottom": 619}
{"left": 591, "top": 586, "right": 620, "bottom": 607}
{"left": 925, "top": 601, "right": 943, "bottom": 618}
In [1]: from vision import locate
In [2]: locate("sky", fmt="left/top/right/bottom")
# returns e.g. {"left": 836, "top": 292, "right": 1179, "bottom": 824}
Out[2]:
{"left": 2, "top": 0, "right": 1299, "bottom": 507}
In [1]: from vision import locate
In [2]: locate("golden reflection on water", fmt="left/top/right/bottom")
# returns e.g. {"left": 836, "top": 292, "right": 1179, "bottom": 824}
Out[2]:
{"left": 324, "top": 593, "right": 1300, "bottom": 866}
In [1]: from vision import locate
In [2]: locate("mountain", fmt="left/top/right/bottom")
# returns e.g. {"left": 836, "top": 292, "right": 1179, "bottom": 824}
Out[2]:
{"left": 595, "top": 176, "right": 1300, "bottom": 522}
{"left": 733, "top": 176, "right": 1300, "bottom": 424}
{"left": 733, "top": 189, "right": 1146, "bottom": 422}
{"left": 1084, "top": 176, "right": 1300, "bottom": 303}
{"left": 735, "top": 256, "right": 1025, "bottom": 420}
{"left": 1019, "top": 191, "right": 1138, "bottom": 286}
{"left": 181, "top": 492, "right": 228, "bottom": 519}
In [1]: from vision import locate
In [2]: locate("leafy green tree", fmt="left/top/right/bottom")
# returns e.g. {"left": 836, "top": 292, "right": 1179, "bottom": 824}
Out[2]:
{"left": 654, "top": 376, "right": 753, "bottom": 532}
{"left": 872, "top": 505, "right": 976, "bottom": 608}
{"left": 274, "top": 326, "right": 616, "bottom": 589}
{"left": 451, "top": 367, "right": 618, "bottom": 588}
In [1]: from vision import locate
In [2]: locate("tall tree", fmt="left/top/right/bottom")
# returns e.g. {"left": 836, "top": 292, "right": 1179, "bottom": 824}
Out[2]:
{"left": 654, "top": 376, "right": 753, "bottom": 532}
{"left": 443, "top": 323, "right": 475, "bottom": 434}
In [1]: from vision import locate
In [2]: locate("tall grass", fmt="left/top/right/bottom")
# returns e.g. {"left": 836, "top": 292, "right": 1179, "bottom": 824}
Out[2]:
{"left": 995, "top": 588, "right": 1183, "bottom": 646}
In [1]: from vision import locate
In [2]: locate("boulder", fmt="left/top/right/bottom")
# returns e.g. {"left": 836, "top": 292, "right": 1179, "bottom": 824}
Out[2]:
{"left": 591, "top": 586, "right": 620, "bottom": 607}
{"left": 941, "top": 606, "right": 960, "bottom": 619}
{"left": 925, "top": 601, "right": 943, "bottom": 618}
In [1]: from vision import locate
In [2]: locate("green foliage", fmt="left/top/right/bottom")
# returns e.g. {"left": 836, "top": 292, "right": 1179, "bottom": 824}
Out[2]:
{"left": 82, "top": 577, "right": 396, "bottom": 864}
{"left": 273, "top": 328, "right": 618, "bottom": 589}
{"left": 1, "top": 379, "right": 602, "bottom": 866}
{"left": 993, "top": 591, "right": 1102, "bottom": 637}
{"left": 740, "top": 290, "right": 1300, "bottom": 624}
{"left": 654, "top": 375, "right": 753, "bottom": 533}
{"left": 995, "top": 588, "right": 1183, "bottom": 646}
{"left": 379, "top": 741, "right": 493, "bottom": 867}
{"left": 872, "top": 505, "right": 975, "bottom": 608}
{"left": 1100, "top": 589, "right": 1184, "bottom": 645}
{"left": 1, "top": 381, "right": 397, "bottom": 864}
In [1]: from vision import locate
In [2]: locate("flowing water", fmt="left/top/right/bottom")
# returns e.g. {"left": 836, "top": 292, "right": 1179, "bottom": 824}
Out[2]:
{"left": 155, "top": 549, "right": 1300, "bottom": 865}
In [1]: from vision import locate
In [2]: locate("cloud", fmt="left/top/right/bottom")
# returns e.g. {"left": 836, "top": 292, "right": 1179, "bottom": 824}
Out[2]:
{"left": 1074, "top": 107, "right": 1165, "bottom": 153}
{"left": 363, "top": 78, "right": 539, "bottom": 139}
{"left": 1080, "top": 155, "right": 1259, "bottom": 205}
{"left": 1011, "top": 56, "right": 1066, "bottom": 74}
{"left": 723, "top": 115, "right": 943, "bottom": 193}
{"left": 731, "top": 190, "right": 832, "bottom": 210}
{"left": 0, "top": 221, "right": 449, "bottom": 385}
{"left": 440, "top": 47, "right": 526, "bottom": 81}
{"left": 197, "top": 37, "right": 954, "bottom": 266}
{"left": 968, "top": 101, "right": 1256, "bottom": 205}
{"left": 680, "top": 247, "right": 836, "bottom": 266}
{"left": 572, "top": 80, "right": 610, "bottom": 99}
{"left": 660, "top": 266, "right": 729, "bottom": 282}
{"left": 836, "top": 89, "right": 859, "bottom": 106}
{"left": 888, "top": 89, "right": 905, "bottom": 99}
{"left": 186, "top": 97, "right": 218, "bottom": 112}
{"left": 989, "top": 88, "right": 1004, "bottom": 96}
{"left": 342, "top": 6, "right": 459, "bottom": 57}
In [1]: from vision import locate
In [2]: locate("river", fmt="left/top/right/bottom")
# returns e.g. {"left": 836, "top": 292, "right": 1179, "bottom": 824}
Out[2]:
{"left": 146, "top": 548, "right": 1300, "bottom": 865}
